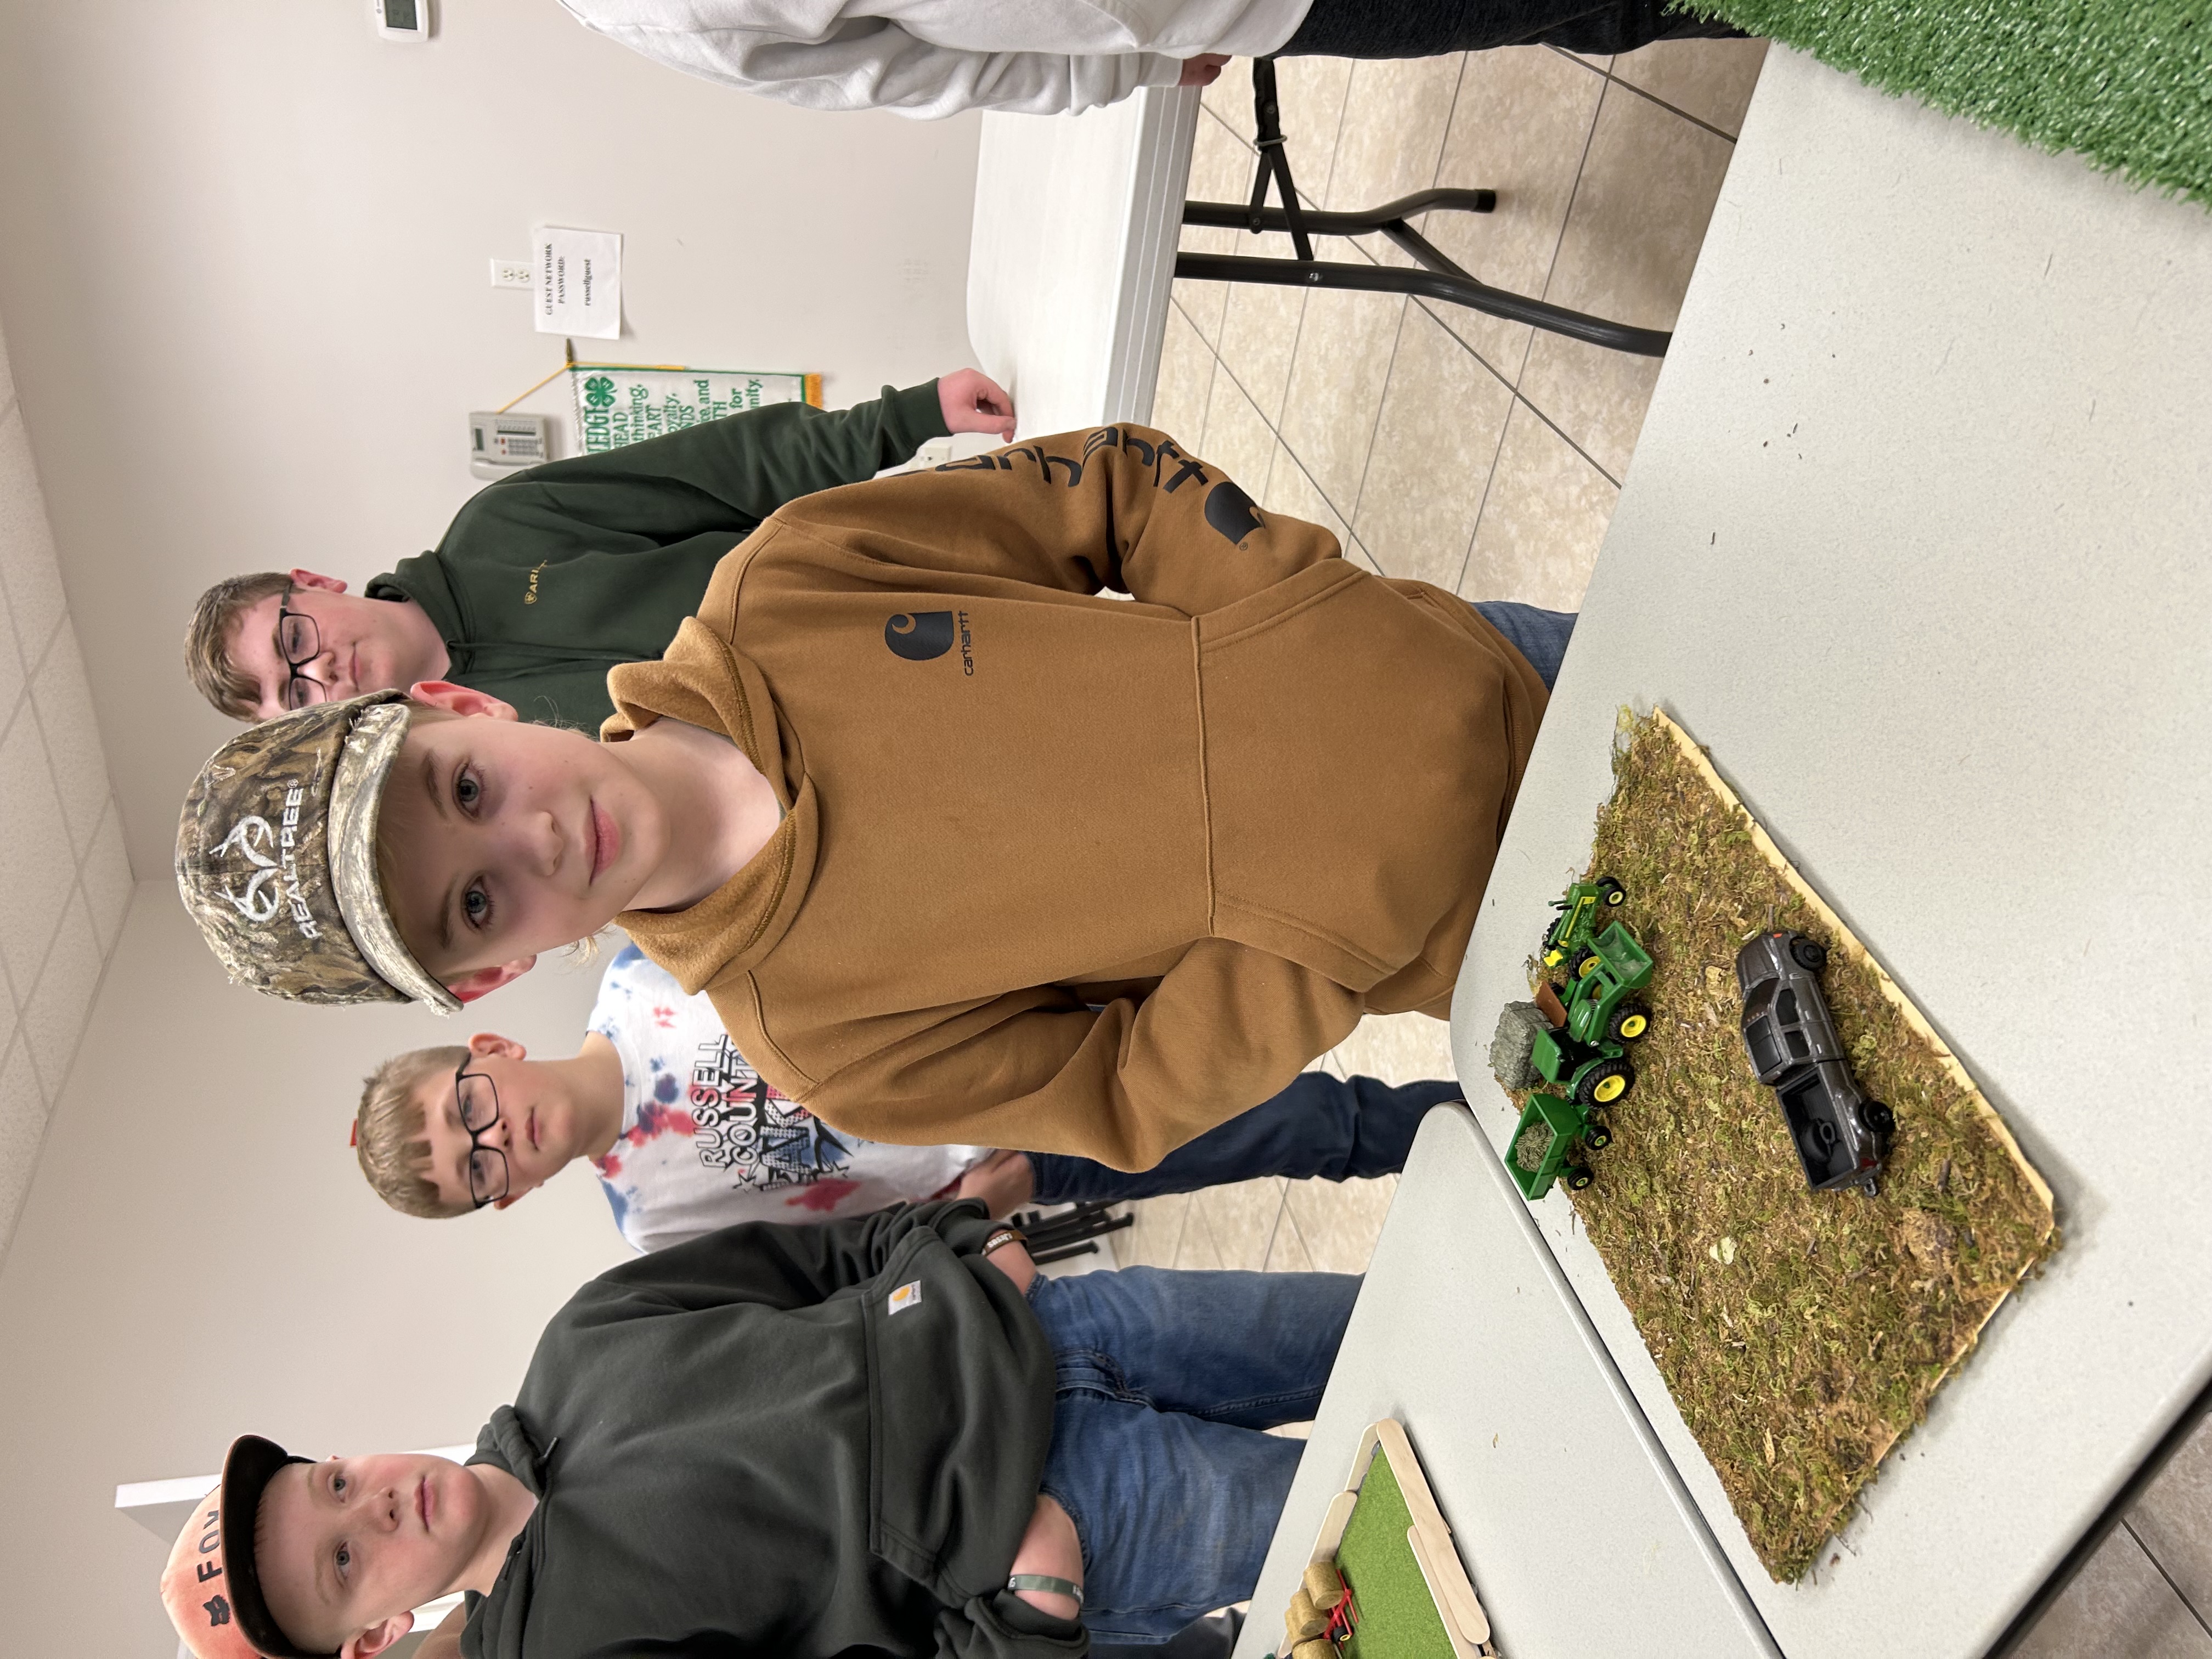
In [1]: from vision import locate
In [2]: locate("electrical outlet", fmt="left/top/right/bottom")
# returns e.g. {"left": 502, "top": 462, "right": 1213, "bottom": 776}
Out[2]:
{"left": 489, "top": 259, "right": 533, "bottom": 290}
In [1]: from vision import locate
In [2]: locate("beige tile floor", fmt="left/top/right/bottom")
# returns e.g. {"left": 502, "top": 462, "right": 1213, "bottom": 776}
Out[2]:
{"left": 1132, "top": 37, "right": 2212, "bottom": 1651}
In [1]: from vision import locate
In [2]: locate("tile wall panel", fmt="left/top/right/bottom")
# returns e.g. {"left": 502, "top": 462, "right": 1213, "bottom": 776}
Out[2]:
{"left": 0, "top": 328, "right": 132, "bottom": 1260}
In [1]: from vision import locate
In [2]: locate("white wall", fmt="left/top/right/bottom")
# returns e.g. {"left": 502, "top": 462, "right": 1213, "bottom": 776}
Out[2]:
{"left": 0, "top": 4, "right": 986, "bottom": 1652}
{"left": 0, "top": 0, "right": 983, "bottom": 877}
{"left": 0, "top": 888, "right": 634, "bottom": 1658}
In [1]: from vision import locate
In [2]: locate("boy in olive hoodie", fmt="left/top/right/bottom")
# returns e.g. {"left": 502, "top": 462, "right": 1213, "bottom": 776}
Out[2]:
{"left": 158, "top": 1203, "right": 1358, "bottom": 1659}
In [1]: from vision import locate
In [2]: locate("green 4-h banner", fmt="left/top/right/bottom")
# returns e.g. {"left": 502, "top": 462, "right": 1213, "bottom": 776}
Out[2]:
{"left": 570, "top": 365, "right": 822, "bottom": 453}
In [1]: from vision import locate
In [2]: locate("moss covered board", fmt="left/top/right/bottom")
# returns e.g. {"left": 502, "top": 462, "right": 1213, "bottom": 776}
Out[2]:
{"left": 1504, "top": 709, "right": 2057, "bottom": 1581}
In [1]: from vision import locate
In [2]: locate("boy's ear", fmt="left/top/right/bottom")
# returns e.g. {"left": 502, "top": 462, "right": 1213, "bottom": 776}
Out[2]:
{"left": 467, "top": 1032, "right": 528, "bottom": 1061}
{"left": 409, "top": 680, "right": 520, "bottom": 721}
{"left": 287, "top": 568, "right": 350, "bottom": 595}
{"left": 446, "top": 958, "right": 538, "bottom": 1003}
{"left": 340, "top": 1610, "right": 414, "bottom": 1659}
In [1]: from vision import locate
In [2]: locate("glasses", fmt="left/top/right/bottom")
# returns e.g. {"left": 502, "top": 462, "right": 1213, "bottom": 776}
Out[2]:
{"left": 452, "top": 1063, "right": 510, "bottom": 1208}
{"left": 275, "top": 594, "right": 326, "bottom": 712}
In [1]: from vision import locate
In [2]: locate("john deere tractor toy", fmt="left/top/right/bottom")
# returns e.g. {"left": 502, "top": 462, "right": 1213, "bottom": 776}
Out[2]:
{"left": 1541, "top": 876, "right": 1626, "bottom": 976}
{"left": 1491, "top": 874, "right": 1654, "bottom": 1200}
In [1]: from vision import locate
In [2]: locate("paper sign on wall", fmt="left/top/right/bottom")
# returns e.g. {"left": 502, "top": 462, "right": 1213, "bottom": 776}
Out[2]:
{"left": 534, "top": 225, "right": 622, "bottom": 340}
{"left": 569, "top": 365, "right": 822, "bottom": 453}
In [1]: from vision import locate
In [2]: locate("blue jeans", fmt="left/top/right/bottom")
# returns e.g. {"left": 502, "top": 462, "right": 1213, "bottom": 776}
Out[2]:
{"left": 1029, "top": 1073, "right": 1461, "bottom": 1202}
{"left": 1030, "top": 1267, "right": 1361, "bottom": 1643}
{"left": 1471, "top": 600, "right": 1576, "bottom": 691}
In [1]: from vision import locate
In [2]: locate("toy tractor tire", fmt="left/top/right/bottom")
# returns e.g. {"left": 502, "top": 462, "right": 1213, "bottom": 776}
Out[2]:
{"left": 1790, "top": 936, "right": 1829, "bottom": 973}
{"left": 1576, "top": 1058, "right": 1634, "bottom": 1109}
{"left": 1597, "top": 878, "right": 1626, "bottom": 907}
{"left": 1584, "top": 1123, "right": 1613, "bottom": 1151}
{"left": 1570, "top": 945, "right": 1600, "bottom": 979}
{"left": 1565, "top": 1164, "right": 1595, "bottom": 1190}
{"left": 1607, "top": 1000, "right": 1652, "bottom": 1043}
{"left": 1861, "top": 1101, "right": 1896, "bottom": 1137}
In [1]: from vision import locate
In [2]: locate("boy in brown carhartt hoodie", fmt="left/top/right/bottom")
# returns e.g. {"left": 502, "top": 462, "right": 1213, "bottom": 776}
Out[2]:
{"left": 604, "top": 424, "right": 1544, "bottom": 1169}
{"left": 176, "top": 425, "right": 1545, "bottom": 1172}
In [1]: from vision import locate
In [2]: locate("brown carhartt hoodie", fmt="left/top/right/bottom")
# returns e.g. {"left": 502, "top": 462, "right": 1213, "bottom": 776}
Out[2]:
{"left": 607, "top": 425, "right": 1545, "bottom": 1171}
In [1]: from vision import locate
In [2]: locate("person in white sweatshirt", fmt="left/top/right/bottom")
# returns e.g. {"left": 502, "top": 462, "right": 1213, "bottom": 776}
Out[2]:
{"left": 555, "top": 0, "right": 1745, "bottom": 120}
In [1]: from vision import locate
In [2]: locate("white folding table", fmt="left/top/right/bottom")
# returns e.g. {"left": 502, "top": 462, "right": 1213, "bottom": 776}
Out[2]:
{"left": 966, "top": 86, "right": 1200, "bottom": 438}
{"left": 1239, "top": 1105, "right": 1783, "bottom": 1657}
{"left": 1244, "top": 40, "right": 2211, "bottom": 1659}
{"left": 974, "top": 46, "right": 2212, "bottom": 1656}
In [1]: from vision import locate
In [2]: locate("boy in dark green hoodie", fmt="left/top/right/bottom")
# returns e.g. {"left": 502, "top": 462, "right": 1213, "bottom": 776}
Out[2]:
{"left": 159, "top": 1201, "right": 1359, "bottom": 1659}
{"left": 185, "top": 371, "right": 1015, "bottom": 732}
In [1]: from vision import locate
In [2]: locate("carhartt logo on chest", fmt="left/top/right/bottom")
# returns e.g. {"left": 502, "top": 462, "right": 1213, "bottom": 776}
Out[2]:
{"left": 885, "top": 610, "right": 977, "bottom": 673}
{"left": 524, "top": 560, "right": 549, "bottom": 604}
{"left": 884, "top": 611, "right": 952, "bottom": 660}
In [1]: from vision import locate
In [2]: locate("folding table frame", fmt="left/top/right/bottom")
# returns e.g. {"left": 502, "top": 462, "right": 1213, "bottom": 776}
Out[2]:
{"left": 1176, "top": 59, "right": 1672, "bottom": 358}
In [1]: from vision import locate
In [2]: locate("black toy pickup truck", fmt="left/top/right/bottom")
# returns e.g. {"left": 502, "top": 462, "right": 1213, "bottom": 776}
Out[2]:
{"left": 1736, "top": 930, "right": 1895, "bottom": 1197}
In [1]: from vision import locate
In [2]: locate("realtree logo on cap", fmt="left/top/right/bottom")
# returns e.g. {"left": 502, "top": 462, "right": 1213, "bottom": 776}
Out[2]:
{"left": 213, "top": 786, "right": 319, "bottom": 939}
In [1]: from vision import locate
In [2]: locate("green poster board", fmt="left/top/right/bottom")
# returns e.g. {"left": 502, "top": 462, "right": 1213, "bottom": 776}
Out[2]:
{"left": 568, "top": 366, "right": 821, "bottom": 454}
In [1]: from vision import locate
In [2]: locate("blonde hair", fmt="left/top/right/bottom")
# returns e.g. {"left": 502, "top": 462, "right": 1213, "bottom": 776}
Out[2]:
{"left": 356, "top": 1045, "right": 472, "bottom": 1218}
{"left": 184, "top": 572, "right": 294, "bottom": 720}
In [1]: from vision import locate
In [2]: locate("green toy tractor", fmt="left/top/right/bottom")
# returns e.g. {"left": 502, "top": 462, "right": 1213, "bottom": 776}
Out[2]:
{"left": 1541, "top": 876, "right": 1626, "bottom": 977}
{"left": 1491, "top": 881, "right": 1655, "bottom": 1199}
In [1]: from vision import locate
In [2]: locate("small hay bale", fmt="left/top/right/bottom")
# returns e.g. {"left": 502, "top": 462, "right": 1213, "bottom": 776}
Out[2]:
{"left": 1302, "top": 1560, "right": 1345, "bottom": 1611}
{"left": 1491, "top": 1001, "right": 1546, "bottom": 1091}
{"left": 1293, "top": 1640, "right": 1335, "bottom": 1659}
{"left": 1285, "top": 1588, "right": 1327, "bottom": 1643}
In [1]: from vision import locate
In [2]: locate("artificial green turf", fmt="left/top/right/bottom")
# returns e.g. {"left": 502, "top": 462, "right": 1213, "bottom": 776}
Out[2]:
{"left": 1337, "top": 1452, "right": 1457, "bottom": 1659}
{"left": 1693, "top": 0, "right": 2212, "bottom": 206}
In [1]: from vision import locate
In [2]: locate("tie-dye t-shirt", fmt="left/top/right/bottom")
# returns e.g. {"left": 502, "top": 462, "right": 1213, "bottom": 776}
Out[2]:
{"left": 587, "top": 947, "right": 990, "bottom": 1253}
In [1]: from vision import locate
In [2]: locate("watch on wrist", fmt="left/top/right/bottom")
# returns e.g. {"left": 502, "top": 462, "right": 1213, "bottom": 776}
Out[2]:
{"left": 982, "top": 1226, "right": 1027, "bottom": 1256}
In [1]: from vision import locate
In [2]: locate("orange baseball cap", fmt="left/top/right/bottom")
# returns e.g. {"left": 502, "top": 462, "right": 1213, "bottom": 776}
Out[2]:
{"left": 160, "top": 1436, "right": 336, "bottom": 1659}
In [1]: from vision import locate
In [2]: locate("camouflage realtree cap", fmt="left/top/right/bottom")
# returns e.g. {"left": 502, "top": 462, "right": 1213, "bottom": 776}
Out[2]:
{"left": 174, "top": 691, "right": 460, "bottom": 1013}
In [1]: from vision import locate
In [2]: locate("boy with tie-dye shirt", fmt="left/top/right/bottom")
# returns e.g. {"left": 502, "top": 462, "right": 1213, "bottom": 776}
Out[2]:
{"left": 588, "top": 946, "right": 992, "bottom": 1248}
{"left": 352, "top": 947, "right": 1462, "bottom": 1252}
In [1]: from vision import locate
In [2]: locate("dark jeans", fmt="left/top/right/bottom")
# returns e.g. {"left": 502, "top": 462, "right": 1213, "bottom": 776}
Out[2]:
{"left": 1283, "top": 0, "right": 1747, "bottom": 57}
{"left": 1470, "top": 599, "right": 1576, "bottom": 691}
{"left": 1030, "top": 1266, "right": 1362, "bottom": 1642}
{"left": 1029, "top": 1071, "right": 1462, "bottom": 1202}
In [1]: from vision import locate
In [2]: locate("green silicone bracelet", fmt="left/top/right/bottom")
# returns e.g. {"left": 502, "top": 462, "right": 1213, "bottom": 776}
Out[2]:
{"left": 1007, "top": 1573, "right": 1084, "bottom": 1607}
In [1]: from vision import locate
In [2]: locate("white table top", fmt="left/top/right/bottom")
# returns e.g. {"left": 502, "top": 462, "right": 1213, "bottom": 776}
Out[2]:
{"left": 1447, "top": 44, "right": 2212, "bottom": 1659}
{"left": 1237, "top": 1105, "right": 1781, "bottom": 1659}
{"left": 967, "top": 86, "right": 1199, "bottom": 438}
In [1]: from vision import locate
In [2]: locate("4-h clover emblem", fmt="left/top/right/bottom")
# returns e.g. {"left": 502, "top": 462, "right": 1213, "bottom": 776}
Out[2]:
{"left": 583, "top": 375, "right": 616, "bottom": 408}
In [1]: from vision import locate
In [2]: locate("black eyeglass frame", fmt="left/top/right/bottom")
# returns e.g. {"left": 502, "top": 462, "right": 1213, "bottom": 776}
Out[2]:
{"left": 275, "top": 588, "right": 328, "bottom": 713}
{"left": 452, "top": 1060, "right": 510, "bottom": 1209}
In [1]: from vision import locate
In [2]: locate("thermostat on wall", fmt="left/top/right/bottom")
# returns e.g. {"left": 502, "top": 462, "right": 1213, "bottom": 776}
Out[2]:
{"left": 373, "top": 0, "right": 432, "bottom": 41}
{"left": 469, "top": 413, "right": 550, "bottom": 479}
